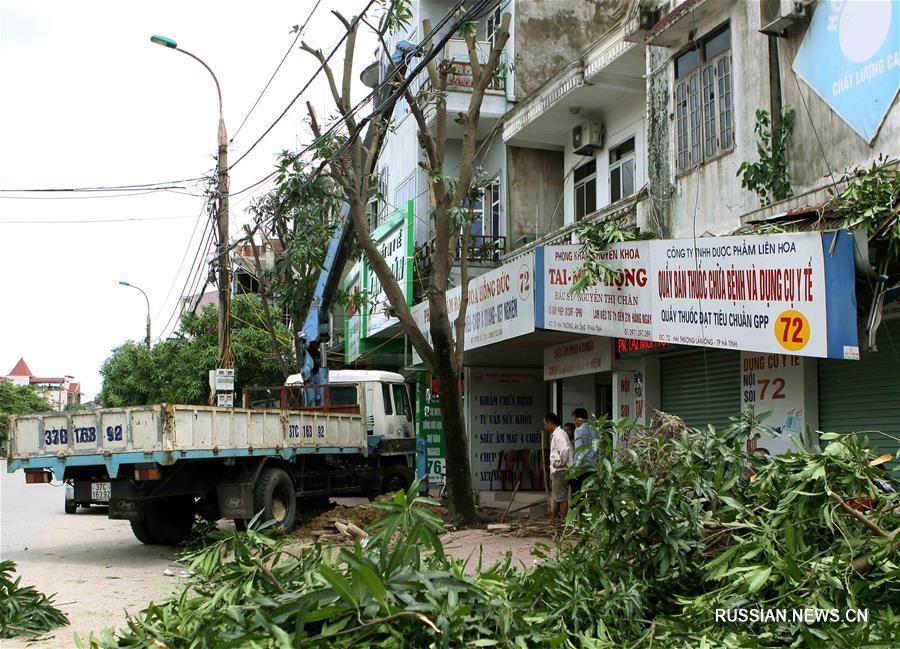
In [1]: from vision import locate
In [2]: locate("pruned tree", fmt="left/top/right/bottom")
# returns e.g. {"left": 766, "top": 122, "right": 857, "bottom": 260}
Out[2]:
{"left": 296, "top": 4, "right": 510, "bottom": 522}
{"left": 246, "top": 157, "right": 343, "bottom": 376}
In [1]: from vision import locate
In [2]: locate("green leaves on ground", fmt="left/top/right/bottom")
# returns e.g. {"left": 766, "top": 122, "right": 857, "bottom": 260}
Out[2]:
{"left": 81, "top": 418, "right": 900, "bottom": 647}
{"left": 82, "top": 482, "right": 541, "bottom": 648}
{"left": 0, "top": 560, "right": 69, "bottom": 639}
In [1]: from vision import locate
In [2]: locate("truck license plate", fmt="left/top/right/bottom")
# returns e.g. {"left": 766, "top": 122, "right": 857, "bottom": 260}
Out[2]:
{"left": 91, "top": 482, "right": 111, "bottom": 502}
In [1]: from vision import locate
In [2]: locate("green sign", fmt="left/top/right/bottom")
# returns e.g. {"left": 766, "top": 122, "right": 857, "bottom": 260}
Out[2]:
{"left": 416, "top": 373, "right": 446, "bottom": 484}
{"left": 364, "top": 201, "right": 415, "bottom": 337}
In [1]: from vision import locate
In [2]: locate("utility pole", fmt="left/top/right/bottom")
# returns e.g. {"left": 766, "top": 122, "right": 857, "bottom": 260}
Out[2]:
{"left": 216, "top": 116, "right": 233, "bottom": 370}
{"left": 151, "top": 34, "right": 232, "bottom": 370}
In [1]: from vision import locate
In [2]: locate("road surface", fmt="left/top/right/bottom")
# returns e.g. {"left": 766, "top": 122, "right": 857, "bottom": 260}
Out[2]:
{"left": 1, "top": 461, "right": 550, "bottom": 646}
{"left": 0, "top": 460, "right": 176, "bottom": 647}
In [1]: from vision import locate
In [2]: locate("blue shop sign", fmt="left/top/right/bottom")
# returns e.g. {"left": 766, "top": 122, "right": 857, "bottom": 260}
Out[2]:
{"left": 792, "top": 0, "right": 900, "bottom": 143}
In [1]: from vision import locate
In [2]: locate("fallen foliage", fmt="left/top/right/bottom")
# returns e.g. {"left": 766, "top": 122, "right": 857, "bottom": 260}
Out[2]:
{"left": 0, "top": 560, "right": 69, "bottom": 639}
{"left": 81, "top": 412, "right": 900, "bottom": 648}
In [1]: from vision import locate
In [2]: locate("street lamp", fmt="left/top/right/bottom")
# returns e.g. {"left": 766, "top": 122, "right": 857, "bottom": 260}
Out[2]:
{"left": 150, "top": 34, "right": 232, "bottom": 370}
{"left": 119, "top": 281, "right": 151, "bottom": 350}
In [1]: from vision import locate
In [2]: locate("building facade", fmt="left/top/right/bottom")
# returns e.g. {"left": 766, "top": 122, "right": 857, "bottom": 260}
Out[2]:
{"left": 337, "top": 0, "right": 900, "bottom": 486}
{"left": 3, "top": 358, "right": 81, "bottom": 410}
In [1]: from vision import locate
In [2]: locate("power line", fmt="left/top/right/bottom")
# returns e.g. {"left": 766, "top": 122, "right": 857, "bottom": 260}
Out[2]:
{"left": 230, "top": 0, "right": 324, "bottom": 144}
{"left": 0, "top": 177, "right": 206, "bottom": 193}
{"left": 0, "top": 188, "right": 204, "bottom": 200}
{"left": 152, "top": 200, "right": 210, "bottom": 323}
{"left": 153, "top": 216, "right": 216, "bottom": 341}
{"left": 0, "top": 214, "right": 200, "bottom": 224}
{"left": 228, "top": 0, "right": 382, "bottom": 171}
{"left": 229, "top": 0, "right": 479, "bottom": 204}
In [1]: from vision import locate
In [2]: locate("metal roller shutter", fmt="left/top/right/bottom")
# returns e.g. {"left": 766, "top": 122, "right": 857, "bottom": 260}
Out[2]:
{"left": 818, "top": 320, "right": 900, "bottom": 475}
{"left": 660, "top": 349, "right": 741, "bottom": 430}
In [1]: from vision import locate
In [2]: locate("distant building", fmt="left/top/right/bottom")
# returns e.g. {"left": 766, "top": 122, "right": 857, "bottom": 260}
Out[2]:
{"left": 3, "top": 357, "right": 81, "bottom": 410}
{"left": 182, "top": 239, "right": 284, "bottom": 315}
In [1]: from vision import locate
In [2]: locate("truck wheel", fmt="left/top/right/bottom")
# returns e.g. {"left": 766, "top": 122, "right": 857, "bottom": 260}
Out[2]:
{"left": 253, "top": 468, "right": 297, "bottom": 534}
{"left": 146, "top": 496, "right": 195, "bottom": 545}
{"left": 381, "top": 464, "right": 414, "bottom": 494}
{"left": 130, "top": 519, "right": 159, "bottom": 544}
{"left": 64, "top": 499, "right": 78, "bottom": 515}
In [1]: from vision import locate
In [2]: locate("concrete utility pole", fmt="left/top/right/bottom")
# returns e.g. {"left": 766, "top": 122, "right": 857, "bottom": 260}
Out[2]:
{"left": 118, "top": 281, "right": 151, "bottom": 350}
{"left": 151, "top": 35, "right": 232, "bottom": 369}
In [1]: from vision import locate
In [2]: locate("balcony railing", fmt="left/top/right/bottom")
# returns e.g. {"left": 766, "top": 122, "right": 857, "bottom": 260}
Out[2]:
{"left": 416, "top": 234, "right": 507, "bottom": 270}
{"left": 423, "top": 39, "right": 506, "bottom": 93}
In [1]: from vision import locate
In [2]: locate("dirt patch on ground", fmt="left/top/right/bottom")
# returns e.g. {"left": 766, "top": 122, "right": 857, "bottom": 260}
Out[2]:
{"left": 293, "top": 495, "right": 451, "bottom": 542}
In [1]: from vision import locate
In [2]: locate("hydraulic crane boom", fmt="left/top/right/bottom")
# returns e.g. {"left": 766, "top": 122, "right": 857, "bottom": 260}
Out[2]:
{"left": 299, "top": 39, "right": 417, "bottom": 398}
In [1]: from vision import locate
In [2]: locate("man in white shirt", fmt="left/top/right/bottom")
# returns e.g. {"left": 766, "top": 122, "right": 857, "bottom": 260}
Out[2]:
{"left": 544, "top": 413, "right": 572, "bottom": 524}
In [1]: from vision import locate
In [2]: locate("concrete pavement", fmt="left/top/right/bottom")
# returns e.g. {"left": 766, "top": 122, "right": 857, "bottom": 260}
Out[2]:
{"left": 0, "top": 460, "right": 176, "bottom": 647}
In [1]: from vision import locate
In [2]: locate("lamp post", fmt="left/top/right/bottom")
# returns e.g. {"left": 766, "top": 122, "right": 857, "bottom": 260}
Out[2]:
{"left": 150, "top": 34, "right": 232, "bottom": 369}
{"left": 119, "top": 281, "right": 151, "bottom": 350}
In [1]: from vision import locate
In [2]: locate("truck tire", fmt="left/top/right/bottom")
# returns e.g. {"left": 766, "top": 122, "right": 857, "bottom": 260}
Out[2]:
{"left": 253, "top": 468, "right": 297, "bottom": 534}
{"left": 381, "top": 463, "right": 414, "bottom": 495}
{"left": 64, "top": 499, "right": 78, "bottom": 515}
{"left": 145, "top": 496, "right": 195, "bottom": 545}
{"left": 130, "top": 519, "right": 159, "bottom": 544}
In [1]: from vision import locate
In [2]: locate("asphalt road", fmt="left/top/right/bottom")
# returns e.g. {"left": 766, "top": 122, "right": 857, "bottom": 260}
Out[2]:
{"left": 0, "top": 460, "right": 176, "bottom": 648}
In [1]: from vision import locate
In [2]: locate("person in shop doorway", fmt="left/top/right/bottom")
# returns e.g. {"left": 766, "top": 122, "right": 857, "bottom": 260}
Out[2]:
{"left": 564, "top": 422, "right": 576, "bottom": 442}
{"left": 570, "top": 408, "right": 597, "bottom": 496}
{"left": 544, "top": 413, "right": 572, "bottom": 524}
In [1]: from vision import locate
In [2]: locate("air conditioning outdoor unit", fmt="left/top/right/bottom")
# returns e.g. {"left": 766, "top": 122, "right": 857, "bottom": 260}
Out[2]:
{"left": 572, "top": 120, "right": 604, "bottom": 156}
{"left": 759, "top": 0, "right": 812, "bottom": 36}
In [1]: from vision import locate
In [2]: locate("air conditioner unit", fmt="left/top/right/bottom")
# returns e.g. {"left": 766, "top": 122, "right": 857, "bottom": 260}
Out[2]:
{"left": 759, "top": 0, "right": 812, "bottom": 36}
{"left": 573, "top": 120, "right": 604, "bottom": 156}
{"left": 623, "top": 0, "right": 663, "bottom": 43}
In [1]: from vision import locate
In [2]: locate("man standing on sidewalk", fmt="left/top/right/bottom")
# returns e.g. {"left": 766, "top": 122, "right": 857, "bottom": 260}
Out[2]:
{"left": 544, "top": 413, "right": 572, "bottom": 524}
{"left": 570, "top": 408, "right": 597, "bottom": 496}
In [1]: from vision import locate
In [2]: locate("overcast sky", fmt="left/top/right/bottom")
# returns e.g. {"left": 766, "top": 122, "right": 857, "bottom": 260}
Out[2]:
{"left": 0, "top": 0, "right": 378, "bottom": 399}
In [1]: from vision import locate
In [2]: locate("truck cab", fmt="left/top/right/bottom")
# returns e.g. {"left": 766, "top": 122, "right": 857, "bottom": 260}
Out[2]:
{"left": 284, "top": 370, "right": 414, "bottom": 441}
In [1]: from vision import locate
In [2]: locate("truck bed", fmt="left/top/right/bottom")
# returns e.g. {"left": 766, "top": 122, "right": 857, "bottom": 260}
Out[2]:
{"left": 7, "top": 404, "right": 369, "bottom": 477}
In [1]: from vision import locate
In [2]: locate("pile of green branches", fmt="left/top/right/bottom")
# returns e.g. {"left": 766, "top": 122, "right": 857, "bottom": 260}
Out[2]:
{"left": 519, "top": 414, "right": 900, "bottom": 647}
{"left": 82, "top": 415, "right": 900, "bottom": 648}
{"left": 79, "top": 487, "right": 540, "bottom": 648}
{"left": 0, "top": 560, "right": 69, "bottom": 639}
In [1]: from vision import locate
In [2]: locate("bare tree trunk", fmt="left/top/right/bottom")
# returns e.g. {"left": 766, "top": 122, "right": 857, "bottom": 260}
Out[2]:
{"left": 431, "top": 340, "right": 475, "bottom": 522}
{"left": 296, "top": 8, "right": 510, "bottom": 525}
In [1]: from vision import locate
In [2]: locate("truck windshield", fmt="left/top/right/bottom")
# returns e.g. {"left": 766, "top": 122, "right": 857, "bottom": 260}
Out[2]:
{"left": 392, "top": 384, "right": 412, "bottom": 420}
{"left": 328, "top": 385, "right": 357, "bottom": 407}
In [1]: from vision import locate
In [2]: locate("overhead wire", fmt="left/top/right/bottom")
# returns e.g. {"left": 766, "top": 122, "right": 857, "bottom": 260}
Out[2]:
{"left": 228, "top": 0, "right": 383, "bottom": 171}
{"left": 230, "top": 0, "right": 325, "bottom": 143}
{"left": 228, "top": 0, "right": 491, "bottom": 243}
{"left": 0, "top": 177, "right": 206, "bottom": 193}
{"left": 0, "top": 188, "right": 204, "bottom": 200}
{"left": 152, "top": 197, "right": 212, "bottom": 323}
{"left": 0, "top": 214, "right": 200, "bottom": 225}
{"left": 152, "top": 204, "right": 216, "bottom": 342}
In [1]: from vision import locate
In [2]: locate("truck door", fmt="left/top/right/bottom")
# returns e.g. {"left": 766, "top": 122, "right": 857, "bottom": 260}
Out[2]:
{"left": 386, "top": 383, "right": 414, "bottom": 439}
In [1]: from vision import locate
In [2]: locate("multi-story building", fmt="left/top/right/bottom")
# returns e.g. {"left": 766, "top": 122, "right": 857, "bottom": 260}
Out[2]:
{"left": 338, "top": 0, "right": 900, "bottom": 487}
{"left": 3, "top": 358, "right": 81, "bottom": 410}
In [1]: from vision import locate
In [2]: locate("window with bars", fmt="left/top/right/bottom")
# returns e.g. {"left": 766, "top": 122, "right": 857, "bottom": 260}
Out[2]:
{"left": 674, "top": 24, "right": 733, "bottom": 173}
{"left": 574, "top": 159, "right": 597, "bottom": 221}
